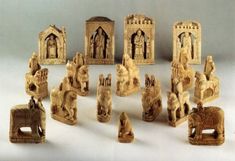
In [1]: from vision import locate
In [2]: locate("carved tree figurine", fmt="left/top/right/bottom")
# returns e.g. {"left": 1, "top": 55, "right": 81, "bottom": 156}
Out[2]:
{"left": 38, "top": 25, "right": 67, "bottom": 64}
{"left": 97, "top": 74, "right": 112, "bottom": 122}
{"left": 9, "top": 97, "right": 46, "bottom": 143}
{"left": 25, "top": 52, "right": 48, "bottom": 99}
{"left": 194, "top": 56, "right": 219, "bottom": 103}
{"left": 118, "top": 112, "right": 134, "bottom": 143}
{"left": 188, "top": 102, "right": 224, "bottom": 145}
{"left": 66, "top": 52, "right": 89, "bottom": 96}
{"left": 142, "top": 74, "right": 162, "bottom": 121}
{"left": 51, "top": 77, "right": 77, "bottom": 125}
{"left": 167, "top": 80, "right": 191, "bottom": 127}
{"left": 124, "top": 14, "right": 155, "bottom": 64}
{"left": 85, "top": 16, "right": 115, "bottom": 64}
{"left": 116, "top": 54, "right": 140, "bottom": 96}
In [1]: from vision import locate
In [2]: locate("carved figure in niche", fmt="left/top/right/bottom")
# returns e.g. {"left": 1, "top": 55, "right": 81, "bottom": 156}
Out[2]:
{"left": 133, "top": 29, "right": 145, "bottom": 59}
{"left": 188, "top": 102, "right": 224, "bottom": 145}
{"left": 46, "top": 34, "right": 57, "bottom": 59}
{"left": 9, "top": 96, "right": 46, "bottom": 143}
{"left": 94, "top": 27, "right": 105, "bottom": 59}
{"left": 182, "top": 32, "right": 192, "bottom": 59}
{"left": 118, "top": 112, "right": 134, "bottom": 143}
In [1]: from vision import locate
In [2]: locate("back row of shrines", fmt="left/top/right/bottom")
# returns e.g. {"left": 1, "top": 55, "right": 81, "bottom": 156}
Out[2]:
{"left": 38, "top": 14, "right": 201, "bottom": 65}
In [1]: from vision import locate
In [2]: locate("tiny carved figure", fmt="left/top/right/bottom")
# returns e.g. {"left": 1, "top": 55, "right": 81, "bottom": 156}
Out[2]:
{"left": 97, "top": 74, "right": 112, "bottom": 122}
{"left": 51, "top": 77, "right": 77, "bottom": 125}
{"left": 94, "top": 28, "right": 105, "bottom": 59}
{"left": 118, "top": 112, "right": 134, "bottom": 143}
{"left": 188, "top": 102, "right": 224, "bottom": 145}
{"left": 204, "top": 56, "right": 215, "bottom": 80}
{"left": 182, "top": 32, "right": 192, "bottom": 59}
{"left": 167, "top": 80, "right": 191, "bottom": 127}
{"left": 142, "top": 74, "right": 162, "bottom": 121}
{"left": 25, "top": 52, "right": 48, "bottom": 99}
{"left": 116, "top": 54, "right": 140, "bottom": 96}
{"left": 47, "top": 34, "right": 57, "bottom": 59}
{"left": 9, "top": 97, "right": 46, "bottom": 143}
{"left": 134, "top": 29, "right": 145, "bottom": 59}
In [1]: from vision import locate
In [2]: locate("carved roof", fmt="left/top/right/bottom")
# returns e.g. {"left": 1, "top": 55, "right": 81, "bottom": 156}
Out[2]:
{"left": 87, "top": 16, "right": 113, "bottom": 22}
{"left": 125, "top": 14, "right": 153, "bottom": 24}
{"left": 174, "top": 21, "right": 201, "bottom": 29}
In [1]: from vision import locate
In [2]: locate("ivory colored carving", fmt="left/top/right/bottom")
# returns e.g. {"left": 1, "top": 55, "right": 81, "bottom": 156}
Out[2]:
{"left": 142, "top": 74, "right": 162, "bottom": 121}
{"left": 97, "top": 74, "right": 112, "bottom": 122}
{"left": 38, "top": 25, "right": 67, "bottom": 64}
{"left": 9, "top": 97, "right": 46, "bottom": 143}
{"left": 167, "top": 79, "right": 191, "bottom": 127}
{"left": 66, "top": 52, "right": 89, "bottom": 96}
{"left": 51, "top": 77, "right": 77, "bottom": 125}
{"left": 173, "top": 21, "right": 201, "bottom": 64}
{"left": 25, "top": 52, "right": 48, "bottom": 99}
{"left": 85, "top": 16, "right": 115, "bottom": 64}
{"left": 116, "top": 54, "right": 140, "bottom": 96}
{"left": 194, "top": 56, "right": 219, "bottom": 103}
{"left": 124, "top": 14, "right": 155, "bottom": 64}
{"left": 188, "top": 102, "right": 224, "bottom": 145}
{"left": 118, "top": 112, "right": 134, "bottom": 143}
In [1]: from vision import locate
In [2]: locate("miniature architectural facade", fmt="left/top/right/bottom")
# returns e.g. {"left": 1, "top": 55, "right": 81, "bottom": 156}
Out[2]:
{"left": 194, "top": 56, "right": 219, "bottom": 103}
{"left": 124, "top": 14, "right": 155, "bottom": 64}
{"left": 142, "top": 74, "right": 162, "bottom": 121}
{"left": 25, "top": 53, "right": 48, "bottom": 99}
{"left": 51, "top": 77, "right": 77, "bottom": 125}
{"left": 85, "top": 16, "right": 115, "bottom": 64}
{"left": 116, "top": 54, "right": 140, "bottom": 96}
{"left": 38, "top": 25, "right": 67, "bottom": 64}
{"left": 97, "top": 74, "right": 112, "bottom": 122}
{"left": 9, "top": 97, "right": 46, "bottom": 143}
{"left": 188, "top": 103, "right": 224, "bottom": 145}
{"left": 167, "top": 80, "right": 191, "bottom": 127}
{"left": 173, "top": 21, "right": 201, "bottom": 64}
{"left": 66, "top": 52, "right": 89, "bottom": 96}
{"left": 118, "top": 112, "right": 134, "bottom": 143}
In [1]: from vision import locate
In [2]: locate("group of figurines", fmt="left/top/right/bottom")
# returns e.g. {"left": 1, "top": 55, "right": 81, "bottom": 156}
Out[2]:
{"left": 9, "top": 14, "right": 224, "bottom": 145}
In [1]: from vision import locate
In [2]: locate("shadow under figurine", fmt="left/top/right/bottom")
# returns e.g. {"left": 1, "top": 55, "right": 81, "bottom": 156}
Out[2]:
{"left": 118, "top": 112, "right": 134, "bottom": 143}
{"left": 9, "top": 97, "right": 46, "bottom": 143}
{"left": 188, "top": 102, "right": 224, "bottom": 145}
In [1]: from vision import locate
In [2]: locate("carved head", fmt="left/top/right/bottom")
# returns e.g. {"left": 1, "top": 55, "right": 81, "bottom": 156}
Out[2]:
{"left": 137, "top": 29, "right": 142, "bottom": 36}
{"left": 98, "top": 27, "right": 103, "bottom": 35}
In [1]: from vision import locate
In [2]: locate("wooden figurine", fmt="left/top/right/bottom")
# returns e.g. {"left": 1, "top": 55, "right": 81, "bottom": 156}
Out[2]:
{"left": 25, "top": 52, "right": 48, "bottom": 99}
{"left": 51, "top": 77, "right": 77, "bottom": 125}
{"left": 167, "top": 79, "right": 191, "bottom": 127}
{"left": 66, "top": 52, "right": 89, "bottom": 96}
{"left": 38, "top": 25, "right": 67, "bottom": 64}
{"left": 97, "top": 74, "right": 112, "bottom": 122}
{"left": 194, "top": 56, "right": 219, "bottom": 103}
{"left": 173, "top": 21, "right": 201, "bottom": 64}
{"left": 9, "top": 97, "right": 46, "bottom": 143}
{"left": 118, "top": 112, "right": 134, "bottom": 143}
{"left": 116, "top": 54, "right": 140, "bottom": 96}
{"left": 188, "top": 102, "right": 224, "bottom": 145}
{"left": 85, "top": 16, "right": 115, "bottom": 64}
{"left": 124, "top": 14, "right": 155, "bottom": 64}
{"left": 142, "top": 74, "right": 162, "bottom": 121}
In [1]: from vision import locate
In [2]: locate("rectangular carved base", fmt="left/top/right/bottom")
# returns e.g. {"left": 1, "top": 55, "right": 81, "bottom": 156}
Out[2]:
{"left": 168, "top": 115, "right": 188, "bottom": 127}
{"left": 10, "top": 134, "right": 45, "bottom": 143}
{"left": 189, "top": 134, "right": 224, "bottom": 145}
{"left": 51, "top": 114, "right": 77, "bottom": 125}
{"left": 194, "top": 94, "right": 219, "bottom": 104}
{"left": 116, "top": 86, "right": 139, "bottom": 96}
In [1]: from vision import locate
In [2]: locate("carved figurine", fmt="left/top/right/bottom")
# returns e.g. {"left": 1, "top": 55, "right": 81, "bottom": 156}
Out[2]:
{"left": 9, "top": 97, "right": 46, "bottom": 143}
{"left": 97, "top": 74, "right": 112, "bottom": 122}
{"left": 173, "top": 21, "right": 201, "bottom": 64}
{"left": 167, "top": 79, "right": 191, "bottom": 127}
{"left": 194, "top": 56, "right": 219, "bottom": 103}
{"left": 118, "top": 112, "right": 134, "bottom": 143}
{"left": 66, "top": 52, "right": 89, "bottom": 96}
{"left": 142, "top": 74, "right": 162, "bottom": 121}
{"left": 124, "top": 14, "right": 155, "bottom": 64}
{"left": 116, "top": 54, "right": 140, "bottom": 96}
{"left": 51, "top": 76, "right": 77, "bottom": 125}
{"left": 38, "top": 25, "right": 67, "bottom": 64}
{"left": 188, "top": 102, "right": 224, "bottom": 145}
{"left": 25, "top": 52, "right": 48, "bottom": 99}
{"left": 85, "top": 16, "right": 115, "bottom": 64}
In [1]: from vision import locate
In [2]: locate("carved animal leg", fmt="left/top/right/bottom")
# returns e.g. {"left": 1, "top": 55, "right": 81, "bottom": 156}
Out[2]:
{"left": 171, "top": 110, "right": 176, "bottom": 122}
{"left": 31, "top": 125, "right": 40, "bottom": 137}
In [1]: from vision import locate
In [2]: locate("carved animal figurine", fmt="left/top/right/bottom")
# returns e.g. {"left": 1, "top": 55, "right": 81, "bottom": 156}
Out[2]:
{"left": 167, "top": 80, "right": 190, "bottom": 127}
{"left": 118, "top": 112, "right": 134, "bottom": 143}
{"left": 51, "top": 77, "right": 77, "bottom": 125}
{"left": 9, "top": 97, "right": 46, "bottom": 143}
{"left": 116, "top": 54, "right": 140, "bottom": 96}
{"left": 25, "top": 52, "right": 48, "bottom": 99}
{"left": 142, "top": 74, "right": 162, "bottom": 121}
{"left": 188, "top": 103, "right": 224, "bottom": 145}
{"left": 97, "top": 74, "right": 112, "bottom": 122}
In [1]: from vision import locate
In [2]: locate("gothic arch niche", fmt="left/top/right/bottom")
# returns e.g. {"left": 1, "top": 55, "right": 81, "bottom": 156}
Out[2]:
{"left": 45, "top": 33, "right": 58, "bottom": 59}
